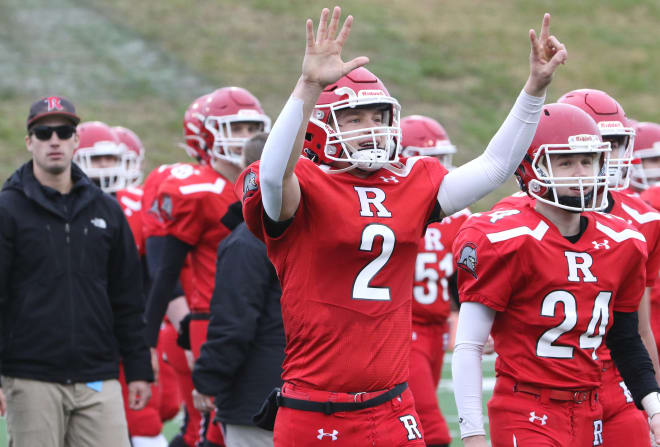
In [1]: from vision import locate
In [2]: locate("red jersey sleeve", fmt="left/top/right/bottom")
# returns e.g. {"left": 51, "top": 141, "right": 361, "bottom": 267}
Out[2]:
{"left": 453, "top": 224, "right": 517, "bottom": 312}
{"left": 612, "top": 234, "right": 648, "bottom": 313}
{"left": 236, "top": 161, "right": 266, "bottom": 242}
{"left": 156, "top": 179, "right": 204, "bottom": 246}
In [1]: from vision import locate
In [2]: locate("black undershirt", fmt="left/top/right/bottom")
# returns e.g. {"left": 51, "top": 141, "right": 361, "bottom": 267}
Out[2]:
{"left": 563, "top": 216, "right": 589, "bottom": 244}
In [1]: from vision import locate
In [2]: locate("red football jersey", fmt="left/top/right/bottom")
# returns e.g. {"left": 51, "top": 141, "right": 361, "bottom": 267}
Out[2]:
{"left": 142, "top": 163, "right": 193, "bottom": 239}
{"left": 412, "top": 209, "right": 470, "bottom": 325}
{"left": 116, "top": 186, "right": 145, "bottom": 256}
{"left": 156, "top": 164, "right": 237, "bottom": 312}
{"left": 238, "top": 156, "right": 447, "bottom": 392}
{"left": 454, "top": 203, "right": 647, "bottom": 389}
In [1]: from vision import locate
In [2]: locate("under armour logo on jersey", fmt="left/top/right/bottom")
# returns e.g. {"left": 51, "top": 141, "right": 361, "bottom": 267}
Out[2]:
{"left": 46, "top": 96, "right": 63, "bottom": 111}
{"left": 592, "top": 240, "right": 610, "bottom": 250}
{"left": 618, "top": 381, "right": 634, "bottom": 403}
{"left": 380, "top": 175, "right": 399, "bottom": 183}
{"left": 399, "top": 415, "right": 423, "bottom": 440}
{"left": 90, "top": 217, "right": 107, "bottom": 229}
{"left": 317, "top": 429, "right": 338, "bottom": 441}
{"left": 529, "top": 411, "right": 547, "bottom": 425}
{"left": 593, "top": 419, "right": 603, "bottom": 445}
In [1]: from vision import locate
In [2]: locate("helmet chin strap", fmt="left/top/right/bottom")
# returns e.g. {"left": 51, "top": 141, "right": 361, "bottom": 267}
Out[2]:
{"left": 556, "top": 189, "right": 595, "bottom": 213}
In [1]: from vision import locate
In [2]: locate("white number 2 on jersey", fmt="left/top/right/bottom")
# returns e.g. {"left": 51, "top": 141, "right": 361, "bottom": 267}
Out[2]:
{"left": 352, "top": 224, "right": 395, "bottom": 301}
{"left": 536, "top": 291, "right": 612, "bottom": 359}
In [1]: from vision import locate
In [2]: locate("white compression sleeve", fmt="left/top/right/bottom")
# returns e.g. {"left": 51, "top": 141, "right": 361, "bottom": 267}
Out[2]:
{"left": 452, "top": 302, "right": 496, "bottom": 439}
{"left": 438, "top": 90, "right": 545, "bottom": 215}
{"left": 259, "top": 96, "right": 305, "bottom": 221}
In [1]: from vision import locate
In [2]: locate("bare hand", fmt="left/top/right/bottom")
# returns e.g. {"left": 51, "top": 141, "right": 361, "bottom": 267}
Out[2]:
{"left": 463, "top": 434, "right": 489, "bottom": 447}
{"left": 128, "top": 381, "right": 151, "bottom": 410}
{"left": 524, "top": 13, "right": 568, "bottom": 97}
{"left": 483, "top": 335, "right": 495, "bottom": 355}
{"left": 651, "top": 413, "right": 660, "bottom": 445}
{"left": 192, "top": 389, "right": 216, "bottom": 413}
{"left": 0, "top": 388, "right": 6, "bottom": 416}
{"left": 301, "top": 6, "right": 369, "bottom": 89}
{"left": 185, "top": 350, "right": 195, "bottom": 372}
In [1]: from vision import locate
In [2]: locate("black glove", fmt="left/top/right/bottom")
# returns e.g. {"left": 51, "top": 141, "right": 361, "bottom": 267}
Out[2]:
{"left": 177, "top": 313, "right": 192, "bottom": 350}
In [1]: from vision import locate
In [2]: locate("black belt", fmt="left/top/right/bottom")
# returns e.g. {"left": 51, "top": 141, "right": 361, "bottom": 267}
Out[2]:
{"left": 277, "top": 382, "right": 408, "bottom": 415}
{"left": 190, "top": 312, "right": 210, "bottom": 320}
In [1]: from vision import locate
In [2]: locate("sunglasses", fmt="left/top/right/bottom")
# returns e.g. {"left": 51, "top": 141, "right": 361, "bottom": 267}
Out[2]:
{"left": 30, "top": 125, "right": 76, "bottom": 141}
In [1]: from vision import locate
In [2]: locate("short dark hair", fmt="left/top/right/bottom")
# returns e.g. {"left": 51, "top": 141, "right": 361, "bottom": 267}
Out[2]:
{"left": 242, "top": 132, "right": 269, "bottom": 167}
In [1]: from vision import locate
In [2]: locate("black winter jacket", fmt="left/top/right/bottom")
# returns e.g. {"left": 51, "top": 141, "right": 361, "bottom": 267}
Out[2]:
{"left": 193, "top": 223, "right": 285, "bottom": 425}
{"left": 0, "top": 161, "right": 152, "bottom": 384}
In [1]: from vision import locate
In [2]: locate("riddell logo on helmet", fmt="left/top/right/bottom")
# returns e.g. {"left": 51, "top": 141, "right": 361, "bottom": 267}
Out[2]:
{"left": 598, "top": 121, "right": 624, "bottom": 130}
{"left": 237, "top": 109, "right": 260, "bottom": 117}
{"left": 358, "top": 90, "right": 386, "bottom": 97}
{"left": 568, "top": 134, "right": 600, "bottom": 144}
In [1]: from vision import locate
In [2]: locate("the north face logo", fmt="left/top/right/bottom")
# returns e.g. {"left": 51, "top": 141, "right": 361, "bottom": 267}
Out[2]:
{"left": 317, "top": 429, "right": 338, "bottom": 441}
{"left": 90, "top": 217, "right": 107, "bottom": 229}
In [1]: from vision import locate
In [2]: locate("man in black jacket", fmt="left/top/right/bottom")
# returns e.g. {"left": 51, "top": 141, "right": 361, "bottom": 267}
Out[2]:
{"left": 193, "top": 133, "right": 284, "bottom": 447}
{"left": 0, "top": 96, "right": 153, "bottom": 446}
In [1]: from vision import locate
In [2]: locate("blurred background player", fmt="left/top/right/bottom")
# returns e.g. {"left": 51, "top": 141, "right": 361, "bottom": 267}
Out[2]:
{"left": 193, "top": 133, "right": 285, "bottom": 447}
{"left": 238, "top": 7, "right": 565, "bottom": 445}
{"left": 401, "top": 115, "right": 469, "bottom": 447}
{"left": 145, "top": 86, "right": 270, "bottom": 447}
{"left": 632, "top": 122, "right": 660, "bottom": 193}
{"left": 453, "top": 102, "right": 660, "bottom": 447}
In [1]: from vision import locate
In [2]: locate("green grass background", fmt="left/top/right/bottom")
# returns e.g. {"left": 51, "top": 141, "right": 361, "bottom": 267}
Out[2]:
{"left": 1, "top": 0, "right": 659, "bottom": 445}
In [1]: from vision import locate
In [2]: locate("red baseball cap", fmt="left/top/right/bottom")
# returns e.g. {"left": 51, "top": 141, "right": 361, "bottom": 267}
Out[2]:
{"left": 27, "top": 96, "right": 81, "bottom": 130}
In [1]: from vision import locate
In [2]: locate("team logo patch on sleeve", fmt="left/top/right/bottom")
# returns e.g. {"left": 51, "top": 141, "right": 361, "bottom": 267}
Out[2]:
{"left": 160, "top": 194, "right": 173, "bottom": 221}
{"left": 457, "top": 242, "right": 478, "bottom": 278}
{"left": 243, "top": 169, "right": 258, "bottom": 200}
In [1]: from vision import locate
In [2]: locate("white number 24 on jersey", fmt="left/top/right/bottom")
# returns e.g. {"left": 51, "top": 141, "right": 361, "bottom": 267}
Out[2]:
{"left": 536, "top": 290, "right": 612, "bottom": 360}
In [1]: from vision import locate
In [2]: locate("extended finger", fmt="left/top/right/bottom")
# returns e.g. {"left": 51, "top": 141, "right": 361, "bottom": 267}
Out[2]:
{"left": 343, "top": 56, "right": 370, "bottom": 75}
{"left": 316, "top": 8, "right": 330, "bottom": 44}
{"left": 539, "top": 13, "right": 551, "bottom": 43}
{"left": 327, "top": 6, "right": 342, "bottom": 41}
{"left": 306, "top": 19, "right": 314, "bottom": 49}
{"left": 529, "top": 29, "right": 540, "bottom": 57}
{"left": 337, "top": 14, "right": 355, "bottom": 48}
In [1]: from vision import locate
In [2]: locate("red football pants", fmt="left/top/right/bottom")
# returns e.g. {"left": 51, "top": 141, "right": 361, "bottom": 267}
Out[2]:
{"left": 488, "top": 375, "right": 603, "bottom": 447}
{"left": 189, "top": 318, "right": 225, "bottom": 447}
{"left": 119, "top": 364, "right": 163, "bottom": 437}
{"left": 158, "top": 321, "right": 183, "bottom": 422}
{"left": 409, "top": 321, "right": 451, "bottom": 445}
{"left": 600, "top": 360, "right": 650, "bottom": 447}
{"left": 273, "top": 382, "right": 426, "bottom": 446}
{"left": 161, "top": 320, "right": 202, "bottom": 446}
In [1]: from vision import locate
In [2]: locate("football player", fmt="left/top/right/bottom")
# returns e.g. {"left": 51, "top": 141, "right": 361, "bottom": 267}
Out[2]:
{"left": 401, "top": 115, "right": 468, "bottom": 447}
{"left": 494, "top": 91, "right": 660, "bottom": 446}
{"left": 236, "top": 7, "right": 565, "bottom": 446}
{"left": 631, "top": 122, "right": 660, "bottom": 192}
{"left": 145, "top": 87, "right": 270, "bottom": 447}
{"left": 452, "top": 102, "right": 660, "bottom": 447}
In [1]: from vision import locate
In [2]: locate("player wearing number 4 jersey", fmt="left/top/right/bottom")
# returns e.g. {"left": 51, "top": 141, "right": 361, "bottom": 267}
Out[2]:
{"left": 452, "top": 102, "right": 660, "bottom": 447}
{"left": 237, "top": 6, "right": 566, "bottom": 446}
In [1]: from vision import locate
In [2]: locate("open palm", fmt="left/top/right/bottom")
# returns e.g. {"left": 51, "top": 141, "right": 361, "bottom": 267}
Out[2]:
{"left": 301, "top": 7, "right": 369, "bottom": 88}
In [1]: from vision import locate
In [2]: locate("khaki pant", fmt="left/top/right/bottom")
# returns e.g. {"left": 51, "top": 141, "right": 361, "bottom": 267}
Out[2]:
{"left": 224, "top": 424, "right": 274, "bottom": 447}
{"left": 3, "top": 376, "right": 130, "bottom": 447}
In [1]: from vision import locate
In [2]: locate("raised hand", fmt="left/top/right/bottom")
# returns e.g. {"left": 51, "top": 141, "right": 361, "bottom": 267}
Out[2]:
{"left": 301, "top": 6, "right": 369, "bottom": 89}
{"left": 524, "top": 13, "right": 568, "bottom": 97}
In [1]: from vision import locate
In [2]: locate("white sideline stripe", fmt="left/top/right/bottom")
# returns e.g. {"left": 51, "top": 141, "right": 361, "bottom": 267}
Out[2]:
{"left": 486, "top": 221, "right": 549, "bottom": 243}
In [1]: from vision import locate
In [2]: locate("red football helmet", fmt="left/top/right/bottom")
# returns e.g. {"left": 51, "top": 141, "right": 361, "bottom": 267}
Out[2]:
{"left": 557, "top": 89, "right": 635, "bottom": 190}
{"left": 112, "top": 126, "right": 145, "bottom": 187}
{"left": 75, "top": 121, "right": 126, "bottom": 193}
{"left": 303, "top": 67, "right": 401, "bottom": 172}
{"left": 400, "top": 115, "right": 456, "bottom": 169}
{"left": 514, "top": 103, "right": 611, "bottom": 212}
{"left": 631, "top": 121, "right": 660, "bottom": 190}
{"left": 181, "top": 93, "right": 213, "bottom": 164}
{"left": 202, "top": 87, "right": 271, "bottom": 166}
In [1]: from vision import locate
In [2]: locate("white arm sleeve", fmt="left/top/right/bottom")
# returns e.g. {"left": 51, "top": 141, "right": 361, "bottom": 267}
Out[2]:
{"left": 452, "top": 302, "right": 497, "bottom": 439}
{"left": 259, "top": 96, "right": 305, "bottom": 221}
{"left": 438, "top": 90, "right": 545, "bottom": 215}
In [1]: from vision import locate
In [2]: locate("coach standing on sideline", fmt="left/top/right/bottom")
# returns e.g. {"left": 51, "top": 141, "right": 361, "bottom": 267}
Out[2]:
{"left": 0, "top": 96, "right": 153, "bottom": 446}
